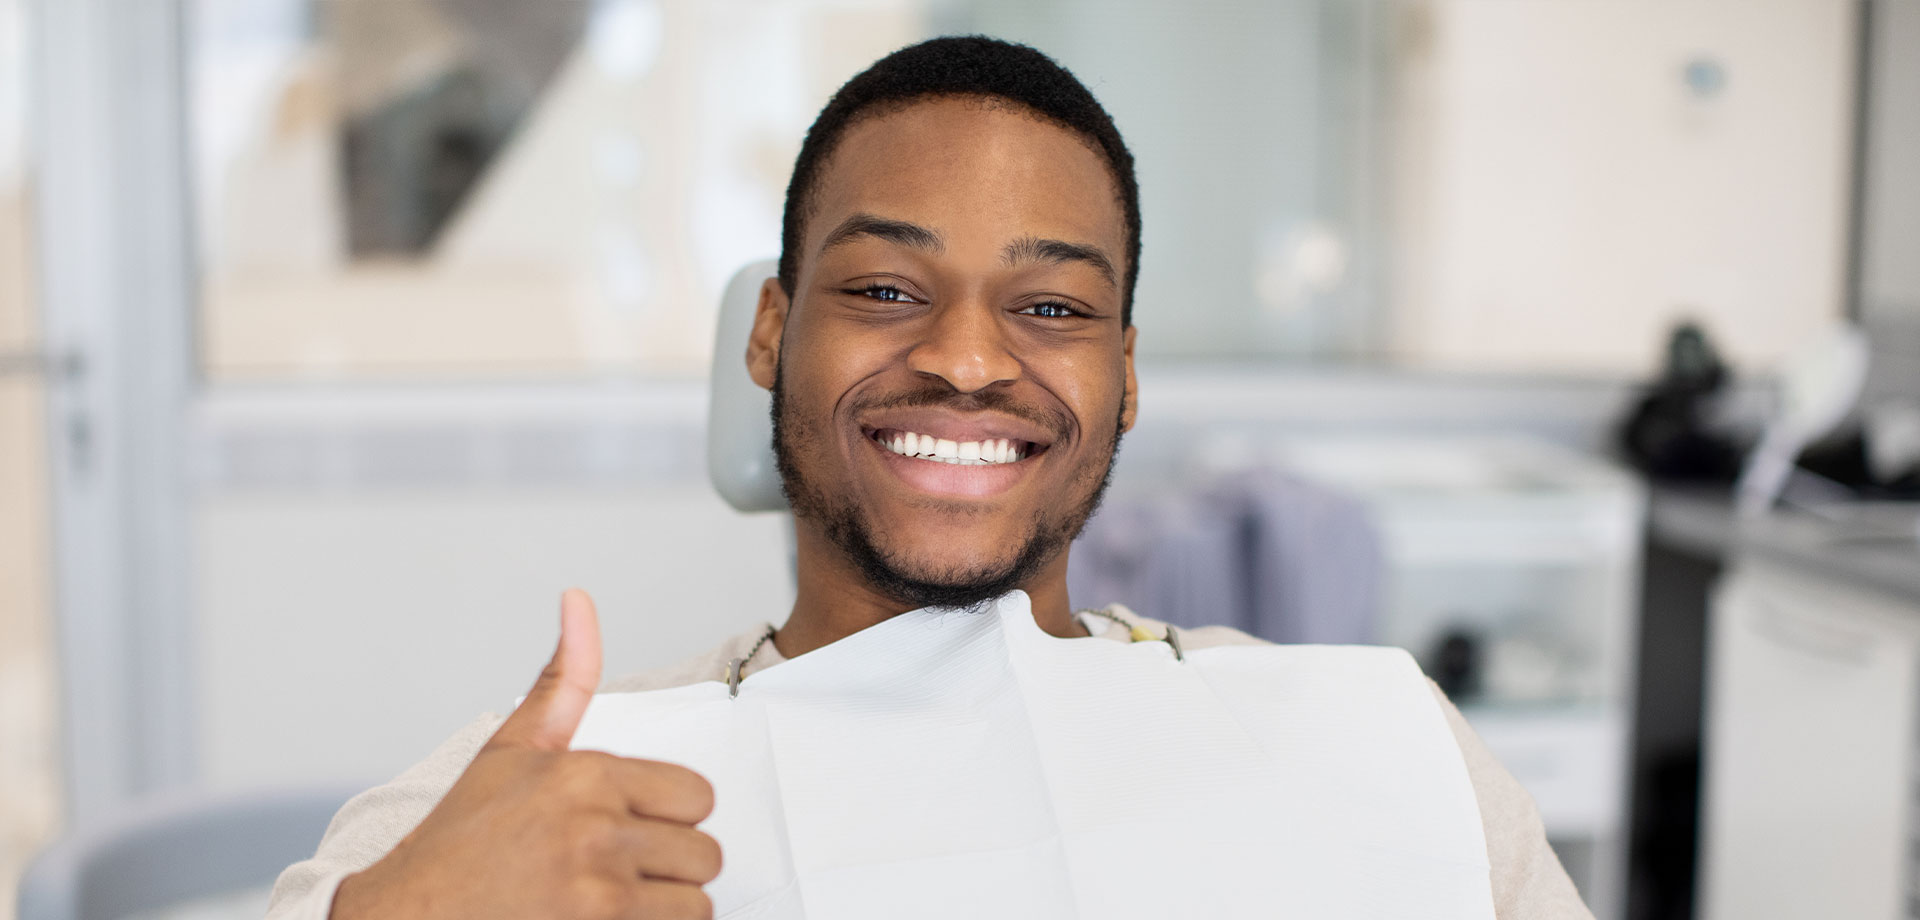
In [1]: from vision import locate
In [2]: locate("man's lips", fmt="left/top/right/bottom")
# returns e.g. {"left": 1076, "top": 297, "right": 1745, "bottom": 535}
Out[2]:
{"left": 851, "top": 407, "right": 1064, "bottom": 499}
{"left": 860, "top": 428, "right": 1044, "bottom": 499}
{"left": 865, "top": 428, "right": 1043, "bottom": 464}
{"left": 856, "top": 406, "right": 1060, "bottom": 452}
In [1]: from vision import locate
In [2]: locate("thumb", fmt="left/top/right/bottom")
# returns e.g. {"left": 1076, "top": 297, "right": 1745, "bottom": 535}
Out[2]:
{"left": 492, "top": 587, "right": 603, "bottom": 751}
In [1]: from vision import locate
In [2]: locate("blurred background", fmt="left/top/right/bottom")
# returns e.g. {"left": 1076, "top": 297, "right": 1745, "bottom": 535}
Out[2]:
{"left": 3, "top": 1, "right": 1918, "bottom": 918}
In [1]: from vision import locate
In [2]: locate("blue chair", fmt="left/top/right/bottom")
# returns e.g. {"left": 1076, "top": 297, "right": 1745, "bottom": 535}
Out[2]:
{"left": 17, "top": 784, "right": 362, "bottom": 920}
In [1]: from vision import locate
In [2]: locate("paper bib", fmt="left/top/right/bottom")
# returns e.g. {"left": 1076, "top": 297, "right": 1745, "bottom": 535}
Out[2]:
{"left": 569, "top": 592, "right": 1494, "bottom": 919}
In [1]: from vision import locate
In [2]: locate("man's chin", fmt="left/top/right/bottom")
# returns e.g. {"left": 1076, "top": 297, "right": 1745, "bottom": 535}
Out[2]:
{"left": 890, "top": 582, "right": 1020, "bottom": 612}
{"left": 866, "top": 554, "right": 1035, "bottom": 610}
{"left": 831, "top": 517, "right": 1058, "bottom": 611}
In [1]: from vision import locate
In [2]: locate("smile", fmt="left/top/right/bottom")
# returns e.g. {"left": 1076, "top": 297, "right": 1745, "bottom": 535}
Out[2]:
{"left": 870, "top": 429, "right": 1034, "bottom": 465}
{"left": 861, "top": 424, "right": 1050, "bottom": 500}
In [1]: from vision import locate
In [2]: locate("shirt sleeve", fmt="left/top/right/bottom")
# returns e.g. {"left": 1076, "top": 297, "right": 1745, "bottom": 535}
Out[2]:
{"left": 264, "top": 713, "right": 503, "bottom": 920}
{"left": 1428, "top": 680, "right": 1595, "bottom": 920}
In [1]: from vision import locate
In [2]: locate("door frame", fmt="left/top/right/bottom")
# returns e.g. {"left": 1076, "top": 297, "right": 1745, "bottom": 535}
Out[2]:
{"left": 32, "top": 0, "right": 198, "bottom": 824}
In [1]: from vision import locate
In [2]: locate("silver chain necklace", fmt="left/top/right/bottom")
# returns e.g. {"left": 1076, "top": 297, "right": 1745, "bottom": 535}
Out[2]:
{"left": 724, "top": 610, "right": 1182, "bottom": 699}
{"left": 725, "top": 625, "right": 779, "bottom": 698}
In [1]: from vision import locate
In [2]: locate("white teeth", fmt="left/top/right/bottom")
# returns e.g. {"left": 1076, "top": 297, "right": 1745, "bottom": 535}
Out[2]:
{"left": 878, "top": 431, "right": 1027, "bottom": 465}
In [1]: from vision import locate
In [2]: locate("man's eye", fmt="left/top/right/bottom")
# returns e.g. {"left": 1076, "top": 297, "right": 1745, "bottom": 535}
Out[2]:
{"left": 849, "top": 284, "right": 914, "bottom": 303}
{"left": 1019, "top": 301, "right": 1082, "bottom": 319}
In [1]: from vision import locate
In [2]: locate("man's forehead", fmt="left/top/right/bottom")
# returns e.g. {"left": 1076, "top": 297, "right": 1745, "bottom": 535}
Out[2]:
{"left": 816, "top": 212, "right": 1119, "bottom": 291}
{"left": 803, "top": 98, "right": 1128, "bottom": 261}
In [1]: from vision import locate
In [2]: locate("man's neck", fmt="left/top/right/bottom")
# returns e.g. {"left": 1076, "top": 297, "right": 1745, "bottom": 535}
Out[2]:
{"left": 772, "top": 525, "right": 1087, "bottom": 660}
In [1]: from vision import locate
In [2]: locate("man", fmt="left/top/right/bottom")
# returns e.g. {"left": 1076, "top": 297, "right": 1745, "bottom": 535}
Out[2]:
{"left": 269, "top": 36, "right": 1590, "bottom": 919}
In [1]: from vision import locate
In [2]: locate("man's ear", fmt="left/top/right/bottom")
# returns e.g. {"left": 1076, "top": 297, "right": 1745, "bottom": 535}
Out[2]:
{"left": 746, "top": 277, "right": 789, "bottom": 391}
{"left": 1120, "top": 324, "right": 1139, "bottom": 434}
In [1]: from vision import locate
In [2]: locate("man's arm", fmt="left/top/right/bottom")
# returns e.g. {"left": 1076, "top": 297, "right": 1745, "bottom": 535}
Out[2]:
{"left": 1427, "top": 682, "right": 1595, "bottom": 920}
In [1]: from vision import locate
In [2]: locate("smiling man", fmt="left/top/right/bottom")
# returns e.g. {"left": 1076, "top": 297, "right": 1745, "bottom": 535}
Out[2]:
{"left": 756, "top": 59, "right": 1138, "bottom": 655}
{"left": 269, "top": 37, "right": 1590, "bottom": 920}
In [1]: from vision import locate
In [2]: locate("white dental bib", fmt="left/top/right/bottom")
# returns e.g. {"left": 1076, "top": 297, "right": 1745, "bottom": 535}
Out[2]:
{"left": 569, "top": 592, "right": 1494, "bottom": 919}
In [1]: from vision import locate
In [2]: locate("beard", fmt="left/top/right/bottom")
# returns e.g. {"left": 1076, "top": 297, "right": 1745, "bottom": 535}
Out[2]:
{"left": 770, "top": 366, "right": 1124, "bottom": 610}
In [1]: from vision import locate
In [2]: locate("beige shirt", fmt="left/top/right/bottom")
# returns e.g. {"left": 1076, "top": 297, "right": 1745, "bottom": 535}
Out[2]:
{"left": 267, "top": 608, "right": 1593, "bottom": 919}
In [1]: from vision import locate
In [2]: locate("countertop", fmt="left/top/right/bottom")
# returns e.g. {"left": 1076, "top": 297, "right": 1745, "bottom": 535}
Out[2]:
{"left": 1649, "top": 487, "right": 1920, "bottom": 603}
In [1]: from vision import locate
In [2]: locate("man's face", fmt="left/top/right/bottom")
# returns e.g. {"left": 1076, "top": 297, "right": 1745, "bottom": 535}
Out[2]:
{"left": 749, "top": 96, "right": 1137, "bottom": 609}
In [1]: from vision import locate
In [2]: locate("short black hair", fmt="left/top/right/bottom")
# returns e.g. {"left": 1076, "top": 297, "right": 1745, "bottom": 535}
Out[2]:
{"left": 778, "top": 35, "right": 1142, "bottom": 326}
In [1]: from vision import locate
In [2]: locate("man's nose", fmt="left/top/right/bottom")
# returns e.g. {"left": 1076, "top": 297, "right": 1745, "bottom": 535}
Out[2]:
{"left": 906, "top": 301, "right": 1021, "bottom": 393}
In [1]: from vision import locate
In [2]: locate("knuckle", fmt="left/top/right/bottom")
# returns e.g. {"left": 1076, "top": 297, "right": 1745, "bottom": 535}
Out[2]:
{"left": 643, "top": 883, "right": 712, "bottom": 920}
{"left": 559, "top": 750, "right": 599, "bottom": 776}
{"left": 569, "top": 810, "right": 620, "bottom": 862}
{"left": 577, "top": 749, "right": 621, "bottom": 771}
{"left": 559, "top": 752, "right": 613, "bottom": 794}
{"left": 569, "top": 878, "right": 626, "bottom": 920}
{"left": 539, "top": 761, "right": 584, "bottom": 798}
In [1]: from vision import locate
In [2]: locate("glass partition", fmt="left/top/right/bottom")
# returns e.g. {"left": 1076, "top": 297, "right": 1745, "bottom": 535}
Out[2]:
{"left": 192, "top": 0, "right": 1856, "bottom": 382}
{"left": 191, "top": 0, "right": 928, "bottom": 380}
{"left": 189, "top": 0, "right": 1402, "bottom": 380}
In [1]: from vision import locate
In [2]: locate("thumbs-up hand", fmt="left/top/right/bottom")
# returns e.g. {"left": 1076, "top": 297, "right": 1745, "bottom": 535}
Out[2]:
{"left": 334, "top": 589, "right": 723, "bottom": 920}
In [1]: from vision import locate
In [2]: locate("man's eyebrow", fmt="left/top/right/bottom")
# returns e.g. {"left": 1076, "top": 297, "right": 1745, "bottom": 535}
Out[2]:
{"left": 817, "top": 213, "right": 945, "bottom": 255}
{"left": 1002, "top": 236, "right": 1118, "bottom": 289}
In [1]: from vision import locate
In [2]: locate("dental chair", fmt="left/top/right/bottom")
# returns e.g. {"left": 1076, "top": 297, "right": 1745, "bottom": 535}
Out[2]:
{"left": 708, "top": 259, "right": 787, "bottom": 514}
{"left": 16, "top": 784, "right": 362, "bottom": 920}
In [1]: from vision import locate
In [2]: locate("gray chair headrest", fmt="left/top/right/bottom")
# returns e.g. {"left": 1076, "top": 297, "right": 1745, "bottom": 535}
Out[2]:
{"left": 707, "top": 260, "right": 788, "bottom": 512}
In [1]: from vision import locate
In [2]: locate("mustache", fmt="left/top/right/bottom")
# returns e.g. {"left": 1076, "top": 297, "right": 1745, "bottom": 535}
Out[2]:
{"left": 852, "top": 382, "right": 1074, "bottom": 442}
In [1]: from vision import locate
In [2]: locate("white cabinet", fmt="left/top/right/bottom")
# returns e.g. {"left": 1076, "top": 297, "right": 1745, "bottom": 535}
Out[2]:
{"left": 1272, "top": 435, "right": 1645, "bottom": 919}
{"left": 1700, "top": 560, "right": 1920, "bottom": 920}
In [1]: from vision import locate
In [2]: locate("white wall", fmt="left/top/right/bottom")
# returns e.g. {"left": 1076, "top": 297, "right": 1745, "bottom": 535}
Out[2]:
{"left": 193, "top": 487, "right": 793, "bottom": 788}
{"left": 1390, "top": 0, "right": 1856, "bottom": 375}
